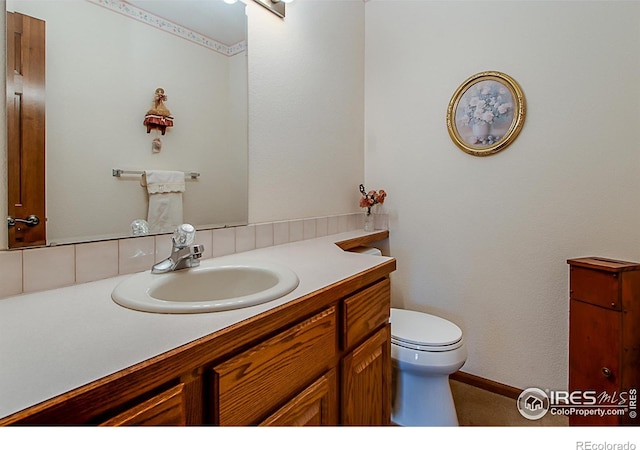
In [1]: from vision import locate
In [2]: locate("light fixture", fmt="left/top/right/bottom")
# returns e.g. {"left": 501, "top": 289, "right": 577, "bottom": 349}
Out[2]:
{"left": 252, "top": 0, "right": 293, "bottom": 18}
{"left": 224, "top": 0, "right": 238, "bottom": 4}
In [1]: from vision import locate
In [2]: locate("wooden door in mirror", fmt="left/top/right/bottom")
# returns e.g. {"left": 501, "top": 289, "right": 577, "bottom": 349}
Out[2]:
{"left": 6, "top": 12, "right": 46, "bottom": 248}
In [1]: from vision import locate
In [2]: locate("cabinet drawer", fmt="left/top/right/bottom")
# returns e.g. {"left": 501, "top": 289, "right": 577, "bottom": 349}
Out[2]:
{"left": 99, "top": 384, "right": 186, "bottom": 426}
{"left": 343, "top": 278, "right": 390, "bottom": 350}
{"left": 570, "top": 267, "right": 621, "bottom": 310}
{"left": 213, "top": 306, "right": 337, "bottom": 425}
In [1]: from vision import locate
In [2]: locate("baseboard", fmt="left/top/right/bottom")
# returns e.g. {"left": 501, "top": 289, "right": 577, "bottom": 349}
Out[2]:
{"left": 450, "top": 371, "right": 521, "bottom": 400}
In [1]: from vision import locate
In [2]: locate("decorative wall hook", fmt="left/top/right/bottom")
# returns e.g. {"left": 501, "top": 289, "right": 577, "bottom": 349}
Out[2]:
{"left": 143, "top": 87, "right": 174, "bottom": 135}
{"left": 152, "top": 137, "right": 163, "bottom": 153}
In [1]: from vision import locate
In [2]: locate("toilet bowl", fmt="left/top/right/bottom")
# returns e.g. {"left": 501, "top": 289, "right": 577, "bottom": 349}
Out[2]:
{"left": 349, "top": 247, "right": 467, "bottom": 426}
{"left": 390, "top": 307, "right": 467, "bottom": 426}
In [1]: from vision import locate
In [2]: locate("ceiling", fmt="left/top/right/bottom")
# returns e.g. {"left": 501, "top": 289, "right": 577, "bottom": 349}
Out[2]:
{"left": 126, "top": 0, "right": 247, "bottom": 46}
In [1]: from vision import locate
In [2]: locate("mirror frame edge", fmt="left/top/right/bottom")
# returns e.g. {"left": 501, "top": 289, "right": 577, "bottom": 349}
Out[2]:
{"left": 1, "top": 1, "right": 8, "bottom": 250}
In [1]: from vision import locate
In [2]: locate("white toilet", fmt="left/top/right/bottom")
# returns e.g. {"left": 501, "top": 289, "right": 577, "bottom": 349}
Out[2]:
{"left": 390, "top": 308, "right": 467, "bottom": 426}
{"left": 351, "top": 246, "right": 467, "bottom": 426}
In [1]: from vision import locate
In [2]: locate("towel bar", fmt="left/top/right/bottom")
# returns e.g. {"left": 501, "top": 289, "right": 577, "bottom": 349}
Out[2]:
{"left": 112, "top": 169, "right": 200, "bottom": 179}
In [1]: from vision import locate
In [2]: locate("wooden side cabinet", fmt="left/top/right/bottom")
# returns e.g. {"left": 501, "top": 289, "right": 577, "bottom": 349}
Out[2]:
{"left": 568, "top": 257, "right": 640, "bottom": 426}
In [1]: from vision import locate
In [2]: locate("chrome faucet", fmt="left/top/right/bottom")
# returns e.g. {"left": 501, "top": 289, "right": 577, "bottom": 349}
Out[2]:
{"left": 151, "top": 224, "right": 204, "bottom": 274}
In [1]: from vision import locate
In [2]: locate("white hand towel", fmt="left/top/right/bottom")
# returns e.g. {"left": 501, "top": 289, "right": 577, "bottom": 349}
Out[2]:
{"left": 142, "top": 170, "right": 186, "bottom": 233}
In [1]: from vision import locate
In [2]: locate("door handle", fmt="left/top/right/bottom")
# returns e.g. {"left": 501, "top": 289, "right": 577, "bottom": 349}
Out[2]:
{"left": 7, "top": 215, "right": 40, "bottom": 227}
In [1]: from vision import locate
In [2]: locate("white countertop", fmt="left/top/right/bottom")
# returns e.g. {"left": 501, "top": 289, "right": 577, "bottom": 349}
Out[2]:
{"left": 0, "top": 231, "right": 392, "bottom": 420}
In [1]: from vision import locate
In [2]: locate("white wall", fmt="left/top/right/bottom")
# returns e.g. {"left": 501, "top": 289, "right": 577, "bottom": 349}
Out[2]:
{"left": 246, "top": 0, "right": 365, "bottom": 223}
{"left": 365, "top": 0, "right": 640, "bottom": 390}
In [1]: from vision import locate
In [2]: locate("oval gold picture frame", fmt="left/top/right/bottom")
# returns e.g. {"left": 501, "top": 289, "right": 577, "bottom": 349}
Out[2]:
{"left": 447, "top": 71, "right": 526, "bottom": 157}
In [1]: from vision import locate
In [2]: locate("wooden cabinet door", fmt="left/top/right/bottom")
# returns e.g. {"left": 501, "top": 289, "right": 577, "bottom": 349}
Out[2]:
{"left": 260, "top": 369, "right": 338, "bottom": 426}
{"left": 341, "top": 324, "right": 391, "bottom": 426}
{"left": 569, "top": 300, "right": 621, "bottom": 426}
{"left": 213, "top": 307, "right": 337, "bottom": 425}
{"left": 6, "top": 12, "right": 46, "bottom": 248}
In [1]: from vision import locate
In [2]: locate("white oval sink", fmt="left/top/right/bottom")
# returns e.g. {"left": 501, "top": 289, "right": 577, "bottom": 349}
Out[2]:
{"left": 111, "top": 260, "right": 299, "bottom": 314}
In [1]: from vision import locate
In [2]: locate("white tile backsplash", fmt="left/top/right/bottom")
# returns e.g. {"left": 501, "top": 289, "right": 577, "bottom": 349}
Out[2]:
{"left": 0, "top": 250, "right": 23, "bottom": 298}
{"left": 76, "top": 240, "right": 119, "bottom": 284}
{"left": 0, "top": 214, "right": 362, "bottom": 299}
{"left": 119, "top": 236, "right": 155, "bottom": 275}
{"left": 212, "top": 228, "right": 236, "bottom": 257}
{"left": 327, "top": 216, "right": 339, "bottom": 235}
{"left": 303, "top": 219, "right": 317, "bottom": 240}
{"left": 273, "top": 221, "right": 289, "bottom": 246}
{"left": 338, "top": 214, "right": 350, "bottom": 233}
{"left": 235, "top": 225, "right": 256, "bottom": 253}
{"left": 315, "top": 217, "right": 328, "bottom": 237}
{"left": 255, "top": 223, "right": 274, "bottom": 249}
{"left": 289, "top": 220, "right": 304, "bottom": 242}
{"left": 23, "top": 246, "right": 75, "bottom": 293}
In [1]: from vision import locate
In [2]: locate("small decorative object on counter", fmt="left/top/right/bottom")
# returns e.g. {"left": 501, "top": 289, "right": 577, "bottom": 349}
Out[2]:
{"left": 143, "top": 87, "right": 174, "bottom": 135}
{"left": 359, "top": 184, "right": 387, "bottom": 232}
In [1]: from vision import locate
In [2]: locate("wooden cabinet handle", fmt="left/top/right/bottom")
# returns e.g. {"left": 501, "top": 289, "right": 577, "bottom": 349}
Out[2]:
{"left": 601, "top": 367, "right": 612, "bottom": 378}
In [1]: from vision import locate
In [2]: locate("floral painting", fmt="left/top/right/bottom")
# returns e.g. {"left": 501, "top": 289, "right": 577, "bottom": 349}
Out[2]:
{"left": 447, "top": 71, "right": 526, "bottom": 156}
{"left": 456, "top": 80, "right": 514, "bottom": 146}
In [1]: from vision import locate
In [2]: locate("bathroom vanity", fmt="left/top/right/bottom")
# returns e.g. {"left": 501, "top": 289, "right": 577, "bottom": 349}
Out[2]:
{"left": 0, "top": 231, "right": 395, "bottom": 426}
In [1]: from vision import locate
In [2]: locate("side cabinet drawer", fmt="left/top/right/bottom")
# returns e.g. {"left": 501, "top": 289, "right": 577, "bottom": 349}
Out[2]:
{"left": 213, "top": 306, "right": 337, "bottom": 425}
{"left": 570, "top": 267, "right": 621, "bottom": 310}
{"left": 342, "top": 278, "right": 390, "bottom": 350}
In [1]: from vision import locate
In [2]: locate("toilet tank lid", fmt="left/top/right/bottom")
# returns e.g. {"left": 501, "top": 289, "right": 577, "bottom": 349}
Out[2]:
{"left": 390, "top": 308, "right": 463, "bottom": 347}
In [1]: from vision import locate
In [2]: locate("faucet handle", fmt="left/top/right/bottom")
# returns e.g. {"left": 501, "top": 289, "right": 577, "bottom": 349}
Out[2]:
{"left": 172, "top": 223, "right": 195, "bottom": 247}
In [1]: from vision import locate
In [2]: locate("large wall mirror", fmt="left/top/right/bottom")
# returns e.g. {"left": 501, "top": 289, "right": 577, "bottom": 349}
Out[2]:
{"left": 5, "top": 0, "right": 248, "bottom": 248}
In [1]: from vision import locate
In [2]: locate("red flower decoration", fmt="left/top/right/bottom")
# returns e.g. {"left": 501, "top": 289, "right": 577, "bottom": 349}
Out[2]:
{"left": 359, "top": 184, "right": 387, "bottom": 215}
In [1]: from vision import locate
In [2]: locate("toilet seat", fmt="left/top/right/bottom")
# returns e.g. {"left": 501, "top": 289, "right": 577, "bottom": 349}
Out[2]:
{"left": 390, "top": 308, "right": 464, "bottom": 352}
